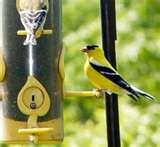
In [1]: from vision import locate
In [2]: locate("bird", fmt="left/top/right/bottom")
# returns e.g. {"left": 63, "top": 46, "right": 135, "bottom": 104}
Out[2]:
{"left": 17, "top": 0, "right": 49, "bottom": 45}
{"left": 81, "top": 45, "right": 155, "bottom": 101}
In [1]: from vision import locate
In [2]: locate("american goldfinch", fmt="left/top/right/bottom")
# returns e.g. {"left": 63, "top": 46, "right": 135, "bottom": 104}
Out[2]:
{"left": 17, "top": 0, "right": 48, "bottom": 45}
{"left": 81, "top": 45, "right": 155, "bottom": 101}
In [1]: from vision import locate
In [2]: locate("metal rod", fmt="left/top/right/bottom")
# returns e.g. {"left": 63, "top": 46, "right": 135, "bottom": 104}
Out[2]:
{"left": 17, "top": 30, "right": 53, "bottom": 36}
{"left": 64, "top": 90, "right": 102, "bottom": 97}
{"left": 100, "top": 0, "right": 121, "bottom": 147}
{"left": 18, "top": 128, "right": 54, "bottom": 134}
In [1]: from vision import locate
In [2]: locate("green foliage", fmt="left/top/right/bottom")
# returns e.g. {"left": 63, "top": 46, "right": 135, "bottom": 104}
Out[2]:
{"left": 62, "top": 0, "right": 160, "bottom": 146}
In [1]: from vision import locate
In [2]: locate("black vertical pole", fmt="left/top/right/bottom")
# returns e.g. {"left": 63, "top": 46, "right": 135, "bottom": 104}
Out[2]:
{"left": 100, "top": 0, "right": 121, "bottom": 147}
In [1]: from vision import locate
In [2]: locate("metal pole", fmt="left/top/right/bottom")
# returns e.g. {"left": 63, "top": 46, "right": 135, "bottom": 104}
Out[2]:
{"left": 100, "top": 0, "right": 121, "bottom": 147}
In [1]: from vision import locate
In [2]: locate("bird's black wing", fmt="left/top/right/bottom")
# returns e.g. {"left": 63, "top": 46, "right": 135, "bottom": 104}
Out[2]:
{"left": 89, "top": 62, "right": 139, "bottom": 98}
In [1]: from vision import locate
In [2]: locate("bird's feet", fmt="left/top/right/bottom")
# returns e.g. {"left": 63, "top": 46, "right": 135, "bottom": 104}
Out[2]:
{"left": 93, "top": 89, "right": 104, "bottom": 97}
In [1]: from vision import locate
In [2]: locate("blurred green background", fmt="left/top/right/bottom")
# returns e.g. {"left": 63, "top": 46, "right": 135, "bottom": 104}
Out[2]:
{"left": 1, "top": 0, "right": 160, "bottom": 146}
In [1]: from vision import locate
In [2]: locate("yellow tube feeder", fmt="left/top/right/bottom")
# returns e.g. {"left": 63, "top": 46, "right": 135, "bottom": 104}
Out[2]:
{"left": 0, "top": 0, "right": 63, "bottom": 144}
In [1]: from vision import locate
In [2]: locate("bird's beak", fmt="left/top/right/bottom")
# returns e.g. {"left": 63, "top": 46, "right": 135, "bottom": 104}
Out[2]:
{"left": 80, "top": 47, "right": 88, "bottom": 52}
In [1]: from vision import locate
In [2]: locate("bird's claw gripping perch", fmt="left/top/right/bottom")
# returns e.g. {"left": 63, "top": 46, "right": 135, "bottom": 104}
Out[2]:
{"left": 93, "top": 89, "right": 104, "bottom": 97}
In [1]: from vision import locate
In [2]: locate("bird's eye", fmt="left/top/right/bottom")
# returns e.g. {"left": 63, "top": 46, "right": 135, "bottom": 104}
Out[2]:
{"left": 87, "top": 45, "right": 99, "bottom": 50}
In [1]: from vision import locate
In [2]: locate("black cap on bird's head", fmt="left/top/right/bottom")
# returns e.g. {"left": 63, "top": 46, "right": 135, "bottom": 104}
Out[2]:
{"left": 80, "top": 45, "right": 99, "bottom": 52}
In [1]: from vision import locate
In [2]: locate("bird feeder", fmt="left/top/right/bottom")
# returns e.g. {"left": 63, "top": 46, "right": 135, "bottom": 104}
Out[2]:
{"left": 0, "top": 0, "right": 63, "bottom": 144}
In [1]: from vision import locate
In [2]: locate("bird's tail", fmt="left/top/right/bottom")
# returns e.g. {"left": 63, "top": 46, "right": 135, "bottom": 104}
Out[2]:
{"left": 127, "top": 85, "right": 155, "bottom": 101}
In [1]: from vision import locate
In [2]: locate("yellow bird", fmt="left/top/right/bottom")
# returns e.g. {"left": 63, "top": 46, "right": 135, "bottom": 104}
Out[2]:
{"left": 81, "top": 45, "right": 155, "bottom": 100}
